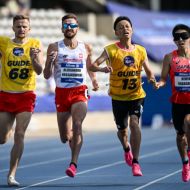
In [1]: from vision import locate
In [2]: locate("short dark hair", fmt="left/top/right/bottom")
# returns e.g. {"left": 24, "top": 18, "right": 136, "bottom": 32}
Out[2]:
{"left": 62, "top": 13, "right": 78, "bottom": 24}
{"left": 113, "top": 16, "right": 132, "bottom": 30}
{"left": 172, "top": 24, "right": 190, "bottom": 36}
{"left": 13, "top": 15, "right": 30, "bottom": 24}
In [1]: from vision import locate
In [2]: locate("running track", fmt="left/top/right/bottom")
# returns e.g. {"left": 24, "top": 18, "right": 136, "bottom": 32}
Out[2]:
{"left": 0, "top": 128, "right": 190, "bottom": 190}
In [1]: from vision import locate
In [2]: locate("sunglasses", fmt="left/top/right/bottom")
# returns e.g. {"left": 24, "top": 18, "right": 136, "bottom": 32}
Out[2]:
{"left": 173, "top": 32, "right": 190, "bottom": 41}
{"left": 63, "top": 23, "right": 78, "bottom": 29}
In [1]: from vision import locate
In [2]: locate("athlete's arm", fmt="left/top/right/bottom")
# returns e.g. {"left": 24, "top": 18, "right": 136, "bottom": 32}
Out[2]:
{"left": 30, "top": 42, "right": 43, "bottom": 75}
{"left": 155, "top": 53, "right": 171, "bottom": 89}
{"left": 85, "top": 43, "right": 99, "bottom": 91}
{"left": 43, "top": 42, "right": 58, "bottom": 79}
{"left": 89, "top": 50, "right": 112, "bottom": 73}
{"left": 143, "top": 57, "right": 156, "bottom": 85}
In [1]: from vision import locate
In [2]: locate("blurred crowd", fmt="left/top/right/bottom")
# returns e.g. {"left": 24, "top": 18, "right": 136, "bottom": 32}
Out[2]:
{"left": 0, "top": 0, "right": 31, "bottom": 17}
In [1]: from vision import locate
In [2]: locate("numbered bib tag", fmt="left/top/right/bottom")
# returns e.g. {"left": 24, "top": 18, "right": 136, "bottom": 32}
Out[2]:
{"left": 175, "top": 72, "right": 190, "bottom": 92}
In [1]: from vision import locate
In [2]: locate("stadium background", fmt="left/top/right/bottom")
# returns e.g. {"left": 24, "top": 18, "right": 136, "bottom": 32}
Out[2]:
{"left": 0, "top": 0, "right": 190, "bottom": 127}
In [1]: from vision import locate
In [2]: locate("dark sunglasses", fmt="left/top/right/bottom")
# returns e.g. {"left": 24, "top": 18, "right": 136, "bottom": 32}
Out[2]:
{"left": 63, "top": 23, "right": 78, "bottom": 29}
{"left": 173, "top": 32, "right": 190, "bottom": 41}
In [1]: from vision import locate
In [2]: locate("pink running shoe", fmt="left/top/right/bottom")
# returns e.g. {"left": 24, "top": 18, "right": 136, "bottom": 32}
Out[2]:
{"left": 132, "top": 163, "right": 143, "bottom": 176}
{"left": 65, "top": 164, "right": 77, "bottom": 177}
{"left": 124, "top": 144, "right": 133, "bottom": 167}
{"left": 182, "top": 164, "right": 190, "bottom": 182}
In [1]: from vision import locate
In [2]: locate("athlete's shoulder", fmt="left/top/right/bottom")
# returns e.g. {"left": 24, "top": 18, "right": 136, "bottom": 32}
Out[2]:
{"left": 162, "top": 51, "right": 173, "bottom": 64}
{"left": 28, "top": 37, "right": 41, "bottom": 42}
{"left": 164, "top": 50, "right": 174, "bottom": 58}
{"left": 105, "top": 42, "right": 116, "bottom": 49}
{"left": 84, "top": 43, "right": 92, "bottom": 54}
{"left": 134, "top": 44, "right": 146, "bottom": 51}
{"left": 47, "top": 41, "right": 58, "bottom": 52}
{"left": 0, "top": 35, "right": 10, "bottom": 43}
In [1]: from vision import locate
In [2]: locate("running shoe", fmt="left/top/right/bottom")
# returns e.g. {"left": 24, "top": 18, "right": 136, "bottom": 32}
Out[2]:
{"left": 132, "top": 163, "right": 143, "bottom": 176}
{"left": 182, "top": 163, "right": 190, "bottom": 182}
{"left": 65, "top": 164, "right": 77, "bottom": 177}
{"left": 124, "top": 145, "right": 133, "bottom": 167}
{"left": 7, "top": 176, "right": 20, "bottom": 187}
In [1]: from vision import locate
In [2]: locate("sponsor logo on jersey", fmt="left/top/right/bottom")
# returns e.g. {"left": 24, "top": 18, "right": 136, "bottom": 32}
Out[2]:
{"left": 13, "top": 47, "right": 24, "bottom": 56}
{"left": 63, "top": 55, "right": 68, "bottom": 58}
{"left": 79, "top": 53, "right": 83, "bottom": 59}
{"left": 124, "top": 56, "right": 135, "bottom": 67}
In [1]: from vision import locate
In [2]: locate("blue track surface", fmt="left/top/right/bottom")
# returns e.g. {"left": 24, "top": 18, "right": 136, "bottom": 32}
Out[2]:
{"left": 0, "top": 128, "right": 189, "bottom": 190}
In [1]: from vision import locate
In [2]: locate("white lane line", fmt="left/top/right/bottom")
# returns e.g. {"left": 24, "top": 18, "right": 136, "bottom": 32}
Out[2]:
{"left": 132, "top": 169, "right": 181, "bottom": 190}
{"left": 140, "top": 147, "right": 176, "bottom": 159}
{"left": 15, "top": 146, "right": 176, "bottom": 190}
{"left": 16, "top": 161, "right": 124, "bottom": 190}
{"left": 0, "top": 146, "right": 120, "bottom": 173}
{"left": 0, "top": 136, "right": 174, "bottom": 161}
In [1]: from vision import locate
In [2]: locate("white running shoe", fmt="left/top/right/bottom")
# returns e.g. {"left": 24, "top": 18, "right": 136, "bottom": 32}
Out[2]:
{"left": 7, "top": 176, "right": 20, "bottom": 187}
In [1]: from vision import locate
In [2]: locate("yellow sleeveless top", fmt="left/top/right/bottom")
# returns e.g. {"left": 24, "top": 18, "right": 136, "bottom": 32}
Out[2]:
{"left": 105, "top": 43, "right": 146, "bottom": 101}
{"left": 0, "top": 36, "right": 40, "bottom": 92}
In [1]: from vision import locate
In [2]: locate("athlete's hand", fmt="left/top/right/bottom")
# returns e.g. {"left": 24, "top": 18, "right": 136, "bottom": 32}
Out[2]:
{"left": 154, "top": 82, "right": 162, "bottom": 90}
{"left": 30, "top": 48, "right": 41, "bottom": 60}
{"left": 149, "top": 78, "right": 157, "bottom": 89}
{"left": 48, "top": 51, "right": 58, "bottom": 63}
{"left": 100, "top": 66, "right": 113, "bottom": 73}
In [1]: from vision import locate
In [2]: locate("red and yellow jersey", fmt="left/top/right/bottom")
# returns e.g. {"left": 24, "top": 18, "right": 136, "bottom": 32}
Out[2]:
{"left": 0, "top": 36, "right": 40, "bottom": 92}
{"left": 169, "top": 50, "right": 190, "bottom": 104}
{"left": 105, "top": 42, "right": 146, "bottom": 101}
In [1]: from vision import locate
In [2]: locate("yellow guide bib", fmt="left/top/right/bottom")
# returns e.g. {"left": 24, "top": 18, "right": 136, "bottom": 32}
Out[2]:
{"left": 0, "top": 36, "right": 40, "bottom": 92}
{"left": 105, "top": 43, "right": 146, "bottom": 101}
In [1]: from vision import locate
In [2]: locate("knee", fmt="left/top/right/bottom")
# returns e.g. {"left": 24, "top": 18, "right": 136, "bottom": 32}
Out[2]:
{"left": 72, "top": 121, "right": 82, "bottom": 135}
{"left": 129, "top": 116, "right": 139, "bottom": 129}
{"left": 73, "top": 121, "right": 82, "bottom": 129}
{"left": 117, "top": 128, "right": 128, "bottom": 138}
{"left": 73, "top": 128, "right": 82, "bottom": 138}
{"left": 184, "top": 116, "right": 190, "bottom": 128}
{"left": 14, "top": 131, "right": 25, "bottom": 143}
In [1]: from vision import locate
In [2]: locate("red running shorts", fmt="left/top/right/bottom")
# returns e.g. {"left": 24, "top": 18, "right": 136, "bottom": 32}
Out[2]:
{"left": 0, "top": 91, "right": 36, "bottom": 114}
{"left": 55, "top": 85, "right": 89, "bottom": 112}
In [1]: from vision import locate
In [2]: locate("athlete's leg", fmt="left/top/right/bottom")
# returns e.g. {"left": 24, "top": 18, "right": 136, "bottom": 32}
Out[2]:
{"left": 176, "top": 131, "right": 190, "bottom": 182}
{"left": 112, "top": 99, "right": 130, "bottom": 150}
{"left": 0, "top": 112, "right": 15, "bottom": 144}
{"left": 176, "top": 133, "right": 188, "bottom": 161}
{"left": 172, "top": 104, "right": 188, "bottom": 161}
{"left": 8, "top": 112, "right": 32, "bottom": 177}
{"left": 57, "top": 112, "right": 72, "bottom": 144}
{"left": 117, "top": 126, "right": 129, "bottom": 150}
{"left": 184, "top": 114, "right": 190, "bottom": 151}
{"left": 70, "top": 101, "right": 87, "bottom": 165}
{"left": 172, "top": 104, "right": 190, "bottom": 181}
{"left": 129, "top": 115, "right": 141, "bottom": 161}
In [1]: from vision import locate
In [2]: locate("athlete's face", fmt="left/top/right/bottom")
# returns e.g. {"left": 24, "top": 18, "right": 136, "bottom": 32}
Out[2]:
{"left": 62, "top": 18, "right": 78, "bottom": 39}
{"left": 12, "top": 19, "right": 30, "bottom": 39}
{"left": 115, "top": 20, "right": 133, "bottom": 39}
{"left": 174, "top": 29, "right": 190, "bottom": 49}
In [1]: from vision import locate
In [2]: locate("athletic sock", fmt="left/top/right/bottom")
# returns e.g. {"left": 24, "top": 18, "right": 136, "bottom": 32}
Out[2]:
{"left": 182, "top": 158, "right": 188, "bottom": 165}
{"left": 70, "top": 162, "right": 77, "bottom": 168}
{"left": 132, "top": 158, "right": 139, "bottom": 164}
{"left": 124, "top": 146, "right": 130, "bottom": 152}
